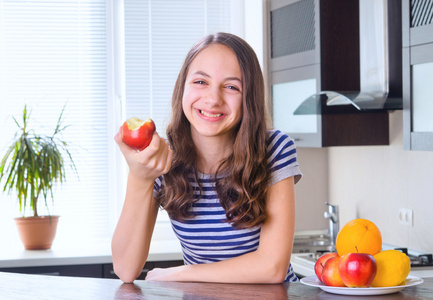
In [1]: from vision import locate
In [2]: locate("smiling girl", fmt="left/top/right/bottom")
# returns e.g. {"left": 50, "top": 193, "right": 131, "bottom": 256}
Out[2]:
{"left": 112, "top": 32, "right": 302, "bottom": 284}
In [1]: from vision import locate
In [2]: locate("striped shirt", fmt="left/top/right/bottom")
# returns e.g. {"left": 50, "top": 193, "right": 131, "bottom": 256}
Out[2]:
{"left": 154, "top": 129, "right": 302, "bottom": 282}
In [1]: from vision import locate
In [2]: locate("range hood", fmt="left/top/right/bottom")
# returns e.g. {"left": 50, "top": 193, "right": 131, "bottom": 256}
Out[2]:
{"left": 294, "top": 0, "right": 402, "bottom": 115}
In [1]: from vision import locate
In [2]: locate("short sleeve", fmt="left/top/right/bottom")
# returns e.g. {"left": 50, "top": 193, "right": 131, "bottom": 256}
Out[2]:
{"left": 266, "top": 130, "right": 302, "bottom": 186}
{"left": 153, "top": 175, "right": 164, "bottom": 198}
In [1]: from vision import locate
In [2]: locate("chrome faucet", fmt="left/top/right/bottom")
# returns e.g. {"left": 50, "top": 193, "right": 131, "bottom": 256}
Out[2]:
{"left": 324, "top": 202, "right": 339, "bottom": 250}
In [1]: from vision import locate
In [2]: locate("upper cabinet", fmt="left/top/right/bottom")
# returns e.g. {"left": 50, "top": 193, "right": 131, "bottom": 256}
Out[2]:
{"left": 267, "top": 0, "right": 403, "bottom": 147}
{"left": 402, "top": 0, "right": 433, "bottom": 151}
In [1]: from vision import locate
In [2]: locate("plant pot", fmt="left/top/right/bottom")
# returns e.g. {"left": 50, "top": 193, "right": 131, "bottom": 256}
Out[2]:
{"left": 14, "top": 216, "right": 60, "bottom": 250}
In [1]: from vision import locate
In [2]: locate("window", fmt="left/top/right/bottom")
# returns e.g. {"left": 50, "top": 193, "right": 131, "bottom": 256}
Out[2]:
{"left": 0, "top": 0, "right": 114, "bottom": 246}
{"left": 0, "top": 0, "right": 245, "bottom": 248}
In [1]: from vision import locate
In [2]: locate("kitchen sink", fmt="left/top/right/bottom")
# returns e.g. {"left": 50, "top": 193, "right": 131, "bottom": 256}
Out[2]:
{"left": 292, "top": 232, "right": 334, "bottom": 253}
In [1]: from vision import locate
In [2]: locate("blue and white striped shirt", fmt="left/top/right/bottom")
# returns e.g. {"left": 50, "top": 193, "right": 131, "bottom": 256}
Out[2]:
{"left": 154, "top": 129, "right": 302, "bottom": 282}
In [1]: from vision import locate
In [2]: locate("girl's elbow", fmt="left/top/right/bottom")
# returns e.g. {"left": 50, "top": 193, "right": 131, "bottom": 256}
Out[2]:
{"left": 263, "top": 261, "right": 289, "bottom": 284}
{"left": 266, "top": 270, "right": 287, "bottom": 284}
{"left": 113, "top": 264, "right": 140, "bottom": 283}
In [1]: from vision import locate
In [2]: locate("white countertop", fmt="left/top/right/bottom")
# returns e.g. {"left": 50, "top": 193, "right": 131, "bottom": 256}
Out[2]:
{"left": 0, "top": 239, "right": 183, "bottom": 269}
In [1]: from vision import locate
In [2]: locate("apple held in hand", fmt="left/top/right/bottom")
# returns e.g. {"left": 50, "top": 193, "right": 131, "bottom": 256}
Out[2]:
{"left": 314, "top": 252, "right": 339, "bottom": 282}
{"left": 121, "top": 117, "right": 156, "bottom": 151}
{"left": 321, "top": 256, "right": 346, "bottom": 287}
{"left": 338, "top": 252, "right": 377, "bottom": 287}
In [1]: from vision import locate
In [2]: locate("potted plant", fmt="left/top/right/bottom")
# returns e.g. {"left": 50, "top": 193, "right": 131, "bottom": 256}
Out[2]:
{"left": 0, "top": 105, "right": 77, "bottom": 250}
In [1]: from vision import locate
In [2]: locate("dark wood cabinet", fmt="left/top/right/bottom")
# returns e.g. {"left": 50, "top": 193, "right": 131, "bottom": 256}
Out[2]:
{"left": 0, "top": 264, "right": 103, "bottom": 278}
{"left": 0, "top": 260, "right": 184, "bottom": 279}
{"left": 103, "top": 260, "right": 183, "bottom": 280}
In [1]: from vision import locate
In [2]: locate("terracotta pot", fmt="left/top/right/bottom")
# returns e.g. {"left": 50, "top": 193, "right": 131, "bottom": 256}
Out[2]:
{"left": 14, "top": 216, "right": 60, "bottom": 250}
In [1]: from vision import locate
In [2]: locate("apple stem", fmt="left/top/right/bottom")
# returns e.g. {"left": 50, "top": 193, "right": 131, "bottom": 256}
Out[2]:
{"left": 355, "top": 246, "right": 359, "bottom": 253}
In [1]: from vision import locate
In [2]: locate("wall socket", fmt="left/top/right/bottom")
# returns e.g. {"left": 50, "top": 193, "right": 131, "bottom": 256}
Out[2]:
{"left": 398, "top": 208, "right": 413, "bottom": 226}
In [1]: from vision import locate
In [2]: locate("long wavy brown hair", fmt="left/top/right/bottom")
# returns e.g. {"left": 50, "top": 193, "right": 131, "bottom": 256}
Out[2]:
{"left": 156, "top": 32, "right": 270, "bottom": 229}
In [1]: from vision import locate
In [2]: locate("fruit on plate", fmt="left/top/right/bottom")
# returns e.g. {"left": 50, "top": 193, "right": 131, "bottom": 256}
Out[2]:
{"left": 338, "top": 252, "right": 377, "bottom": 287}
{"left": 121, "top": 117, "right": 156, "bottom": 151}
{"left": 371, "top": 249, "right": 411, "bottom": 287}
{"left": 314, "top": 252, "right": 339, "bottom": 282}
{"left": 336, "top": 218, "right": 382, "bottom": 257}
{"left": 321, "top": 256, "right": 346, "bottom": 287}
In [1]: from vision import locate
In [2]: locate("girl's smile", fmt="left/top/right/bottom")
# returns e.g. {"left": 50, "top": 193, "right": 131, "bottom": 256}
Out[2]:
{"left": 197, "top": 108, "right": 224, "bottom": 121}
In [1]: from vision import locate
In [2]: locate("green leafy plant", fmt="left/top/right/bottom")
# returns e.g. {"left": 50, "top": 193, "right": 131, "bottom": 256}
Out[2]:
{"left": 0, "top": 105, "right": 77, "bottom": 217}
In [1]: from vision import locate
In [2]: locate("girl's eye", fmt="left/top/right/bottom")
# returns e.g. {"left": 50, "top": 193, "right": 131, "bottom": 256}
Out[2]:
{"left": 194, "top": 80, "right": 206, "bottom": 85}
{"left": 227, "top": 85, "right": 240, "bottom": 91}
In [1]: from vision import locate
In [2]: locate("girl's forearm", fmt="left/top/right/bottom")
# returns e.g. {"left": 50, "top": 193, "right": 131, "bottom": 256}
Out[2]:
{"left": 111, "top": 176, "right": 158, "bottom": 283}
{"left": 147, "top": 249, "right": 291, "bottom": 284}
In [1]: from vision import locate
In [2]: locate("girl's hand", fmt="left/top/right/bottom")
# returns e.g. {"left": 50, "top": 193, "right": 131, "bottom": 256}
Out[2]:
{"left": 145, "top": 266, "right": 186, "bottom": 282}
{"left": 114, "top": 128, "right": 173, "bottom": 182}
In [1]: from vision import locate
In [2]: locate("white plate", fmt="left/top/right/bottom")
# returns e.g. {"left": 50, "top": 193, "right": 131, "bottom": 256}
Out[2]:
{"left": 300, "top": 275, "right": 424, "bottom": 296}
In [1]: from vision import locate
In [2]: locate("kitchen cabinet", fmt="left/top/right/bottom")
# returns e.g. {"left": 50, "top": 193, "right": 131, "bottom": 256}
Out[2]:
{"left": 268, "top": 0, "right": 391, "bottom": 147}
{"left": 0, "top": 264, "right": 102, "bottom": 278}
{"left": 402, "top": 0, "right": 433, "bottom": 151}
{"left": 0, "top": 260, "right": 184, "bottom": 279}
{"left": 103, "top": 260, "right": 184, "bottom": 279}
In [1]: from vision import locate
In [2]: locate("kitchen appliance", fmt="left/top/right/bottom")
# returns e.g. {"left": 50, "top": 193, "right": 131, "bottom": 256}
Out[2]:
{"left": 269, "top": 0, "right": 393, "bottom": 147}
{"left": 291, "top": 243, "right": 433, "bottom": 278}
{"left": 271, "top": 0, "right": 403, "bottom": 113}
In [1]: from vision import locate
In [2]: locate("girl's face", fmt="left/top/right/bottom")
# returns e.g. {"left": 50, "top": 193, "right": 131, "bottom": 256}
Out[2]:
{"left": 182, "top": 44, "right": 243, "bottom": 142}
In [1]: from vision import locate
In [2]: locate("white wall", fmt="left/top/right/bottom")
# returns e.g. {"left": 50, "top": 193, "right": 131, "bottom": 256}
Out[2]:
{"left": 327, "top": 110, "right": 433, "bottom": 253}
{"left": 295, "top": 110, "right": 433, "bottom": 253}
{"left": 293, "top": 147, "right": 329, "bottom": 231}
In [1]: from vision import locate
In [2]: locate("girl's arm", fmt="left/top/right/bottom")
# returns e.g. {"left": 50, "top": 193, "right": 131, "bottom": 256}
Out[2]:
{"left": 145, "top": 176, "right": 296, "bottom": 284}
{"left": 111, "top": 130, "right": 172, "bottom": 283}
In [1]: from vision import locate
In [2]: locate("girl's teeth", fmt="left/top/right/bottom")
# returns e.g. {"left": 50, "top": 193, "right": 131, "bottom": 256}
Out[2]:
{"left": 200, "top": 110, "right": 222, "bottom": 117}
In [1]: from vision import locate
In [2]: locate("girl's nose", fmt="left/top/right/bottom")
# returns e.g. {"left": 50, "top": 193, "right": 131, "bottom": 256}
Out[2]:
{"left": 204, "top": 87, "right": 222, "bottom": 106}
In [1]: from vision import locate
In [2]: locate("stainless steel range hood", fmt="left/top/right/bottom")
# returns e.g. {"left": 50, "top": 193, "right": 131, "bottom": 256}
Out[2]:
{"left": 294, "top": 0, "right": 402, "bottom": 115}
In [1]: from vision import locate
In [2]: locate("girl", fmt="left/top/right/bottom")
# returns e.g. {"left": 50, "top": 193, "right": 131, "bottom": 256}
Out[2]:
{"left": 112, "top": 32, "right": 302, "bottom": 284}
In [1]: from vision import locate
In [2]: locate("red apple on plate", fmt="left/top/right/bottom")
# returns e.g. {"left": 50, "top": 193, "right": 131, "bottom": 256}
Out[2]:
{"left": 314, "top": 252, "right": 339, "bottom": 282}
{"left": 121, "top": 117, "right": 156, "bottom": 151}
{"left": 338, "top": 252, "right": 377, "bottom": 287}
{"left": 321, "top": 256, "right": 346, "bottom": 287}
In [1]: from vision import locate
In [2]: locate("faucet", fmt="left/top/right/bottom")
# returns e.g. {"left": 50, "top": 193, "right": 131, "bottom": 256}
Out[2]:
{"left": 324, "top": 202, "right": 339, "bottom": 251}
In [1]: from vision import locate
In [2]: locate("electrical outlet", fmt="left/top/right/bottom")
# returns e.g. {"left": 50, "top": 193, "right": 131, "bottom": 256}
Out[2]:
{"left": 398, "top": 208, "right": 413, "bottom": 226}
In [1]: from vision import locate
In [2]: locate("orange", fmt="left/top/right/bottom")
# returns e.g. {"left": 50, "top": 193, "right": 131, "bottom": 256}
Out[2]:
{"left": 371, "top": 250, "right": 411, "bottom": 287}
{"left": 336, "top": 218, "right": 382, "bottom": 257}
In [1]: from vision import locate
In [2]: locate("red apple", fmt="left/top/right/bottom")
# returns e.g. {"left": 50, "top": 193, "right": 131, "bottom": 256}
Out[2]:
{"left": 338, "top": 253, "right": 377, "bottom": 287}
{"left": 314, "top": 252, "right": 339, "bottom": 282}
{"left": 121, "top": 117, "right": 156, "bottom": 151}
{"left": 321, "top": 256, "right": 346, "bottom": 287}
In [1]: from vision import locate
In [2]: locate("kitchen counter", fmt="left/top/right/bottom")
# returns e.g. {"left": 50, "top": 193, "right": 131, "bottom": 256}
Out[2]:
{"left": 0, "top": 271, "right": 431, "bottom": 300}
{"left": 0, "top": 229, "right": 321, "bottom": 269}
{"left": 0, "top": 239, "right": 182, "bottom": 269}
